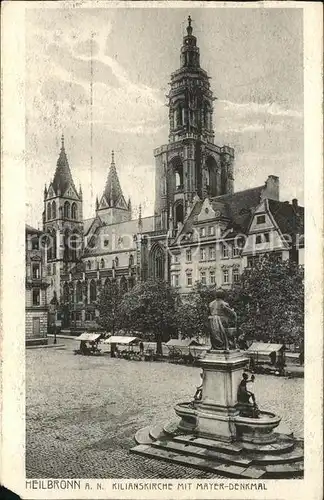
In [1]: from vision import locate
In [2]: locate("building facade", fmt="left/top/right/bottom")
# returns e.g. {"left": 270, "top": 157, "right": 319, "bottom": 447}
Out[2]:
{"left": 25, "top": 225, "right": 49, "bottom": 341}
{"left": 36, "top": 17, "right": 304, "bottom": 329}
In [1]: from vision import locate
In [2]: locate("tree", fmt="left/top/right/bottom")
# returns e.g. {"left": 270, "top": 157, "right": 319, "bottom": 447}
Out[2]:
{"left": 227, "top": 255, "right": 304, "bottom": 345}
{"left": 119, "top": 279, "right": 178, "bottom": 355}
{"left": 97, "top": 280, "right": 123, "bottom": 335}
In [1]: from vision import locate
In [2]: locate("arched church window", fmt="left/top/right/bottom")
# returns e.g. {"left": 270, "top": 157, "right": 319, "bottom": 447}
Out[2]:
{"left": 115, "top": 256, "right": 119, "bottom": 267}
{"left": 175, "top": 202, "right": 184, "bottom": 226}
{"left": 52, "top": 201, "right": 56, "bottom": 219}
{"left": 71, "top": 203, "right": 77, "bottom": 220}
{"left": 129, "top": 254, "right": 134, "bottom": 266}
{"left": 206, "top": 156, "right": 218, "bottom": 196}
{"left": 89, "top": 280, "right": 97, "bottom": 303}
{"left": 176, "top": 105, "right": 182, "bottom": 127}
{"left": 76, "top": 281, "right": 82, "bottom": 303}
{"left": 47, "top": 203, "right": 51, "bottom": 220}
{"left": 64, "top": 201, "right": 70, "bottom": 218}
{"left": 175, "top": 167, "right": 183, "bottom": 190}
{"left": 100, "top": 258, "right": 105, "bottom": 269}
{"left": 204, "top": 103, "right": 210, "bottom": 129}
{"left": 63, "top": 229, "right": 70, "bottom": 261}
{"left": 63, "top": 282, "right": 70, "bottom": 303}
{"left": 51, "top": 230, "right": 57, "bottom": 259}
{"left": 47, "top": 233, "right": 53, "bottom": 261}
{"left": 205, "top": 168, "right": 210, "bottom": 189}
{"left": 70, "top": 232, "right": 79, "bottom": 261}
{"left": 149, "top": 244, "right": 165, "bottom": 281}
{"left": 87, "top": 260, "right": 91, "bottom": 270}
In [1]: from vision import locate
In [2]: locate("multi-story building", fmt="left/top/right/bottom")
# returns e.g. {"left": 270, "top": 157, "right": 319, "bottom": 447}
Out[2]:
{"left": 35, "top": 17, "right": 304, "bottom": 329}
{"left": 169, "top": 176, "right": 304, "bottom": 295}
{"left": 25, "top": 225, "right": 49, "bottom": 343}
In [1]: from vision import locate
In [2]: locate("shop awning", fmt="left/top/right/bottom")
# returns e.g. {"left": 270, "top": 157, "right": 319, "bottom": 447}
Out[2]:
{"left": 76, "top": 333, "right": 101, "bottom": 342}
{"left": 247, "top": 342, "right": 284, "bottom": 355}
{"left": 166, "top": 338, "right": 201, "bottom": 347}
{"left": 103, "top": 336, "right": 140, "bottom": 345}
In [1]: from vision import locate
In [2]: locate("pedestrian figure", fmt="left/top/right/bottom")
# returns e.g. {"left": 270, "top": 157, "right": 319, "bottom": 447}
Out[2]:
{"left": 139, "top": 341, "right": 144, "bottom": 355}
{"left": 299, "top": 350, "right": 304, "bottom": 366}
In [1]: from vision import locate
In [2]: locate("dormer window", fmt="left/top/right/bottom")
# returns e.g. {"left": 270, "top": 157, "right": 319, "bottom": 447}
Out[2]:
{"left": 256, "top": 215, "right": 266, "bottom": 224}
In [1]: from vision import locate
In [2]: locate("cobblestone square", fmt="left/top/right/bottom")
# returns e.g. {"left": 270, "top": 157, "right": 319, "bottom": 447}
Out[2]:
{"left": 26, "top": 340, "right": 303, "bottom": 479}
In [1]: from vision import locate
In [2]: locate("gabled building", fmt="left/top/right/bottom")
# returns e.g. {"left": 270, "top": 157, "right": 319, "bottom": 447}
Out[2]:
{"left": 25, "top": 225, "right": 49, "bottom": 343}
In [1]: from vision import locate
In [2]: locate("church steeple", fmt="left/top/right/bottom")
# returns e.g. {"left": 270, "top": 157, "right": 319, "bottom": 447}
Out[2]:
{"left": 51, "top": 134, "right": 78, "bottom": 196}
{"left": 180, "top": 15, "right": 200, "bottom": 69}
{"left": 96, "top": 150, "right": 131, "bottom": 225}
{"left": 167, "top": 16, "right": 215, "bottom": 144}
{"left": 154, "top": 18, "right": 235, "bottom": 231}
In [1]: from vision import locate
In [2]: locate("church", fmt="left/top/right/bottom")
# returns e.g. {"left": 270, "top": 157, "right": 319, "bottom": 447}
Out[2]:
{"left": 41, "top": 17, "right": 304, "bottom": 330}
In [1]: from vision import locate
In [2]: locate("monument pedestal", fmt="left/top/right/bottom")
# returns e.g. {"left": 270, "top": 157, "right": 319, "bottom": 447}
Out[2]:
{"left": 131, "top": 349, "right": 304, "bottom": 478}
{"left": 197, "top": 350, "right": 249, "bottom": 441}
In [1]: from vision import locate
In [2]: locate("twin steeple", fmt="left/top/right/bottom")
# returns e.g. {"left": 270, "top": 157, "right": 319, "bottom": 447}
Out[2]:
{"left": 51, "top": 135, "right": 78, "bottom": 197}
{"left": 96, "top": 150, "right": 132, "bottom": 224}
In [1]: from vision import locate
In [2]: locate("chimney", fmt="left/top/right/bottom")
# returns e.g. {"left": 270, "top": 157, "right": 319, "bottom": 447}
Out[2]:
{"left": 261, "top": 175, "right": 279, "bottom": 201}
{"left": 292, "top": 198, "right": 298, "bottom": 210}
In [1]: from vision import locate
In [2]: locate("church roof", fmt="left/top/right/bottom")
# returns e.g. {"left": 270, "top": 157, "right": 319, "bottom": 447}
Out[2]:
{"left": 268, "top": 199, "right": 304, "bottom": 236}
{"left": 51, "top": 136, "right": 77, "bottom": 196}
{"left": 211, "top": 186, "right": 264, "bottom": 221}
{"left": 26, "top": 224, "right": 41, "bottom": 234}
{"left": 85, "top": 216, "right": 154, "bottom": 256}
{"left": 101, "top": 151, "right": 127, "bottom": 209}
{"left": 83, "top": 217, "right": 96, "bottom": 235}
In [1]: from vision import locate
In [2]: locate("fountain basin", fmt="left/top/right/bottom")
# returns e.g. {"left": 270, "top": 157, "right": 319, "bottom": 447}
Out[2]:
{"left": 174, "top": 402, "right": 198, "bottom": 432}
{"left": 235, "top": 411, "right": 281, "bottom": 444}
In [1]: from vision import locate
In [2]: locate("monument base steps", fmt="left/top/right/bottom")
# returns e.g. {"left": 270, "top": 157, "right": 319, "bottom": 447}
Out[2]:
{"left": 131, "top": 423, "right": 304, "bottom": 479}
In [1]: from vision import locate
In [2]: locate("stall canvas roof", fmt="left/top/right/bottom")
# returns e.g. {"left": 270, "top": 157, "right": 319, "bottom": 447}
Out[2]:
{"left": 77, "top": 333, "right": 101, "bottom": 342}
{"left": 166, "top": 338, "right": 201, "bottom": 347}
{"left": 103, "top": 336, "right": 140, "bottom": 345}
{"left": 247, "top": 342, "right": 284, "bottom": 354}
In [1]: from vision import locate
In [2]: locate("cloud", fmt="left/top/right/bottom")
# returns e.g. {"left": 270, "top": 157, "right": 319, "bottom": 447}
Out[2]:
{"left": 219, "top": 99, "right": 303, "bottom": 119}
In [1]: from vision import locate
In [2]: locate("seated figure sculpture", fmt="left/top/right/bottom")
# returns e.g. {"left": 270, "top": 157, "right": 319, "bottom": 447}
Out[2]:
{"left": 237, "top": 372, "right": 260, "bottom": 418}
{"left": 208, "top": 289, "right": 237, "bottom": 350}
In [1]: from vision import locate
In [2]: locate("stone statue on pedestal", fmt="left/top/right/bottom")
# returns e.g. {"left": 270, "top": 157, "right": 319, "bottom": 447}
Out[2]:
{"left": 237, "top": 372, "right": 260, "bottom": 418}
{"left": 208, "top": 289, "right": 237, "bottom": 350}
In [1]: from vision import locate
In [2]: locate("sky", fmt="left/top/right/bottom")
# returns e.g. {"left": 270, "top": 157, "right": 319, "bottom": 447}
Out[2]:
{"left": 25, "top": 6, "right": 304, "bottom": 227}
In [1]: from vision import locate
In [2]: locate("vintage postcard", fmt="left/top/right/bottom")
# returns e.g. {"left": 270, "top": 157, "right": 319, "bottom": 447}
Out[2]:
{"left": 1, "top": 1, "right": 323, "bottom": 499}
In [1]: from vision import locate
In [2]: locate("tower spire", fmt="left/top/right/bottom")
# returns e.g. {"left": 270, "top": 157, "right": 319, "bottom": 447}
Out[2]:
{"left": 138, "top": 204, "right": 142, "bottom": 231}
{"left": 52, "top": 135, "right": 78, "bottom": 196}
{"left": 187, "top": 15, "right": 193, "bottom": 36}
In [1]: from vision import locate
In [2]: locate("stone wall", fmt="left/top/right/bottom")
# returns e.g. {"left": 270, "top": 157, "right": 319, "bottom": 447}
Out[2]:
{"left": 26, "top": 310, "right": 48, "bottom": 339}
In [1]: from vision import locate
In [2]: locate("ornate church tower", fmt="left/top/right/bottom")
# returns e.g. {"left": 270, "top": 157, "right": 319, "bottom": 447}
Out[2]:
{"left": 96, "top": 151, "right": 131, "bottom": 225}
{"left": 43, "top": 136, "right": 83, "bottom": 302}
{"left": 154, "top": 16, "right": 235, "bottom": 232}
